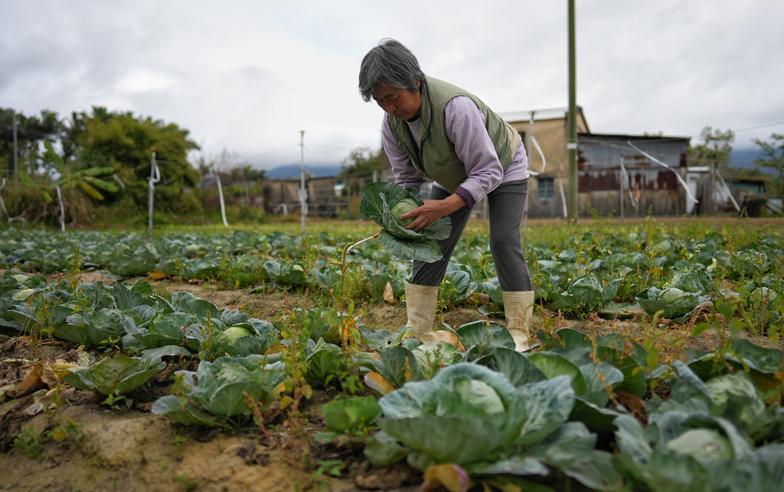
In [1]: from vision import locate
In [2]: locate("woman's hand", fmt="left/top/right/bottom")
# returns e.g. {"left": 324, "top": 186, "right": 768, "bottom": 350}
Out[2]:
{"left": 400, "top": 194, "right": 466, "bottom": 231}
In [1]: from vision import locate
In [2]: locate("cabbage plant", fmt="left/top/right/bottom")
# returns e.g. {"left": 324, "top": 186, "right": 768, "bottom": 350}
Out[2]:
{"left": 359, "top": 182, "right": 451, "bottom": 263}
{"left": 636, "top": 287, "right": 709, "bottom": 322}
{"left": 65, "top": 354, "right": 165, "bottom": 399}
{"left": 368, "top": 363, "right": 574, "bottom": 468}
{"left": 152, "top": 355, "right": 285, "bottom": 427}
{"left": 371, "top": 363, "right": 528, "bottom": 468}
{"left": 315, "top": 396, "right": 382, "bottom": 443}
{"left": 366, "top": 362, "right": 622, "bottom": 488}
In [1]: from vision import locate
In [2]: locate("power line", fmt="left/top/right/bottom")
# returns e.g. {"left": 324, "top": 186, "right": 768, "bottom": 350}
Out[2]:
{"left": 518, "top": 118, "right": 784, "bottom": 146}
{"left": 581, "top": 121, "right": 784, "bottom": 142}
{"left": 733, "top": 120, "right": 784, "bottom": 133}
{"left": 576, "top": 119, "right": 784, "bottom": 146}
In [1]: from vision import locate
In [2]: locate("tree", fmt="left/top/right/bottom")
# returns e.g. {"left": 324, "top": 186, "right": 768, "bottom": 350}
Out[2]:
{"left": 66, "top": 107, "right": 201, "bottom": 212}
{"left": 688, "top": 127, "right": 735, "bottom": 168}
{"left": 0, "top": 108, "right": 63, "bottom": 178}
{"left": 754, "top": 133, "right": 784, "bottom": 194}
{"left": 43, "top": 142, "right": 120, "bottom": 230}
{"left": 339, "top": 146, "right": 384, "bottom": 179}
{"left": 338, "top": 146, "right": 385, "bottom": 195}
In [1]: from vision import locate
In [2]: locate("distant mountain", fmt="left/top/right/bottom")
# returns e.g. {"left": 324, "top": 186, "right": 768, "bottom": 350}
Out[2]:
{"left": 265, "top": 163, "right": 342, "bottom": 179}
{"left": 729, "top": 148, "right": 763, "bottom": 169}
{"left": 728, "top": 147, "right": 775, "bottom": 174}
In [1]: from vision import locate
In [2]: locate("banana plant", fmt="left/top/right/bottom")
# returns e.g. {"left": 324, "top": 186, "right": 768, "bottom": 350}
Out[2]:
{"left": 44, "top": 141, "right": 122, "bottom": 231}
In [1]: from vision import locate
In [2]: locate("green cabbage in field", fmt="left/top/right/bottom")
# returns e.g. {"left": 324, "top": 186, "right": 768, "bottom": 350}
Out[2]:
{"left": 221, "top": 325, "right": 254, "bottom": 344}
{"left": 365, "top": 362, "right": 622, "bottom": 488}
{"left": 370, "top": 363, "right": 527, "bottom": 468}
{"left": 65, "top": 354, "right": 165, "bottom": 398}
{"left": 614, "top": 362, "right": 784, "bottom": 491}
{"left": 369, "top": 363, "right": 574, "bottom": 467}
{"left": 636, "top": 287, "right": 709, "bottom": 322}
{"left": 151, "top": 355, "right": 285, "bottom": 427}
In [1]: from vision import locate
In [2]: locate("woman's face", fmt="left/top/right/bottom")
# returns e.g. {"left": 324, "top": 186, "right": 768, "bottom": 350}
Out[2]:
{"left": 373, "top": 82, "right": 422, "bottom": 121}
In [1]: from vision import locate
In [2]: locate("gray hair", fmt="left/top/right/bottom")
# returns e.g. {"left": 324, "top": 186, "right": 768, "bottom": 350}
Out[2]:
{"left": 358, "top": 39, "right": 425, "bottom": 102}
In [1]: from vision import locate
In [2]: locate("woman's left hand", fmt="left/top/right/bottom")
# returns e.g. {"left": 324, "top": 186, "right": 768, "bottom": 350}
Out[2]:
{"left": 401, "top": 194, "right": 465, "bottom": 231}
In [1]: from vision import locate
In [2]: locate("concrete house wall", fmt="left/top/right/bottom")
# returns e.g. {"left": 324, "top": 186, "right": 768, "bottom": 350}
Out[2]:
{"left": 507, "top": 109, "right": 590, "bottom": 218}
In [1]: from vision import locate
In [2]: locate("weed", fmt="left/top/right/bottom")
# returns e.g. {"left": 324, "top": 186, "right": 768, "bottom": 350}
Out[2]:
{"left": 693, "top": 297, "right": 744, "bottom": 363}
{"left": 66, "top": 243, "right": 83, "bottom": 290}
{"left": 48, "top": 419, "right": 84, "bottom": 449}
{"left": 304, "top": 459, "right": 345, "bottom": 491}
{"left": 175, "top": 474, "right": 198, "bottom": 492}
{"left": 13, "top": 426, "right": 44, "bottom": 459}
{"left": 101, "top": 392, "right": 129, "bottom": 408}
{"left": 171, "top": 433, "right": 189, "bottom": 455}
{"left": 194, "top": 314, "right": 221, "bottom": 361}
{"left": 275, "top": 315, "right": 314, "bottom": 440}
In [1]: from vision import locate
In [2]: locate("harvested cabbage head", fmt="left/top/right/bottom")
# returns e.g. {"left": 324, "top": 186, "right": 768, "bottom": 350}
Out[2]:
{"left": 360, "top": 182, "right": 451, "bottom": 263}
{"left": 391, "top": 197, "right": 419, "bottom": 227}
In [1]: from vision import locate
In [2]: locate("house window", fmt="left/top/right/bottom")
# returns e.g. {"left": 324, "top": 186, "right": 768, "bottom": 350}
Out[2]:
{"left": 537, "top": 177, "right": 554, "bottom": 199}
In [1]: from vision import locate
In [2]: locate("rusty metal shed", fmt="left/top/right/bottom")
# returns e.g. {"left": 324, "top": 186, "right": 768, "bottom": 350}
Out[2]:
{"left": 576, "top": 133, "right": 691, "bottom": 216}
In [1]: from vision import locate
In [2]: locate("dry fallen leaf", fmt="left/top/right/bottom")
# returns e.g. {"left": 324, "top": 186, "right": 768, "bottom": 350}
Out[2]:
{"left": 41, "top": 359, "right": 80, "bottom": 387}
{"left": 363, "top": 372, "right": 395, "bottom": 395}
{"left": 427, "top": 330, "right": 465, "bottom": 351}
{"left": 383, "top": 281, "right": 396, "bottom": 304}
{"left": 0, "top": 383, "right": 16, "bottom": 403}
{"left": 14, "top": 363, "right": 45, "bottom": 397}
{"left": 422, "top": 464, "right": 471, "bottom": 492}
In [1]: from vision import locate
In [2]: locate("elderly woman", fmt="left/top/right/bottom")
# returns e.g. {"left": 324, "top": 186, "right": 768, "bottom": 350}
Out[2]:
{"left": 358, "top": 39, "right": 535, "bottom": 352}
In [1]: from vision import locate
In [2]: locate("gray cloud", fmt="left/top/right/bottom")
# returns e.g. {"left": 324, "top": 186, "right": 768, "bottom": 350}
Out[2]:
{"left": 1, "top": 0, "right": 782, "bottom": 169}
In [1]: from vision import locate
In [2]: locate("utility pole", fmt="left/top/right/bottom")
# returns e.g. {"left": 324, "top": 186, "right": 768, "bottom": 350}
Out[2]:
{"left": 12, "top": 111, "right": 18, "bottom": 181}
{"left": 567, "top": 0, "right": 578, "bottom": 222}
{"left": 299, "top": 130, "right": 307, "bottom": 234}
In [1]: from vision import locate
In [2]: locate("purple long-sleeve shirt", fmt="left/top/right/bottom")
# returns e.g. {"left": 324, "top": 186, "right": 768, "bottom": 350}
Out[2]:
{"left": 382, "top": 95, "right": 528, "bottom": 208}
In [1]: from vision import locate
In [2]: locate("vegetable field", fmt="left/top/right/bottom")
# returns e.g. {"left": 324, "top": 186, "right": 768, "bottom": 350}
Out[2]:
{"left": 0, "top": 218, "right": 782, "bottom": 492}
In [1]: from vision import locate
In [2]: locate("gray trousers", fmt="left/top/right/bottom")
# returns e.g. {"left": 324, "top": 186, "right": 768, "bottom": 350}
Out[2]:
{"left": 412, "top": 179, "right": 532, "bottom": 291}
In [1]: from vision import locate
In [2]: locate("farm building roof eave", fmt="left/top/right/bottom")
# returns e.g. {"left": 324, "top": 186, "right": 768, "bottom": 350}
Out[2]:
{"left": 502, "top": 106, "right": 588, "bottom": 127}
{"left": 579, "top": 132, "right": 691, "bottom": 143}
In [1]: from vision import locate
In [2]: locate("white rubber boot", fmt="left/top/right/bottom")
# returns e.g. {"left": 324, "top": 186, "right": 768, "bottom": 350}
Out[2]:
{"left": 405, "top": 282, "right": 438, "bottom": 335}
{"left": 405, "top": 283, "right": 460, "bottom": 346}
{"left": 502, "top": 291, "right": 535, "bottom": 352}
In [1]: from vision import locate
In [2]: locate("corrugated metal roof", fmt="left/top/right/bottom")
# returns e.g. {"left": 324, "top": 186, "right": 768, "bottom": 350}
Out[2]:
{"left": 579, "top": 132, "right": 691, "bottom": 142}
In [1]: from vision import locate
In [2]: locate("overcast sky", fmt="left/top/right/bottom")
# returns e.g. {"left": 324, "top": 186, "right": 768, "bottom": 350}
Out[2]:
{"left": 2, "top": 0, "right": 783, "bottom": 169}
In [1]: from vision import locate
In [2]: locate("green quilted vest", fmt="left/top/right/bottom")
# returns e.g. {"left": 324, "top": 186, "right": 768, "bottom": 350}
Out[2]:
{"left": 387, "top": 76, "right": 521, "bottom": 192}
